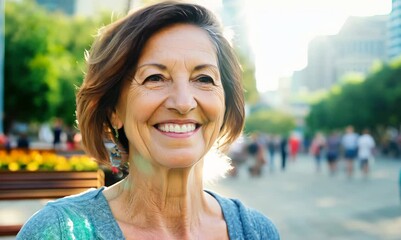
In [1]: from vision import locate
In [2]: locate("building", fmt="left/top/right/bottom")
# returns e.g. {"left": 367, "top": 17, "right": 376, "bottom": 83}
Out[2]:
{"left": 296, "top": 15, "right": 388, "bottom": 91}
{"left": 388, "top": 0, "right": 401, "bottom": 59}
{"left": 221, "top": 0, "right": 253, "bottom": 58}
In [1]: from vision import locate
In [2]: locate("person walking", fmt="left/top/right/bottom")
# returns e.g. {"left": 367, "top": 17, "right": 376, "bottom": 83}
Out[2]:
{"left": 309, "top": 132, "right": 326, "bottom": 172}
{"left": 357, "top": 129, "right": 375, "bottom": 177}
{"left": 280, "top": 135, "right": 288, "bottom": 171}
{"left": 267, "top": 134, "right": 279, "bottom": 172}
{"left": 341, "top": 126, "right": 359, "bottom": 177}
{"left": 325, "top": 131, "right": 342, "bottom": 175}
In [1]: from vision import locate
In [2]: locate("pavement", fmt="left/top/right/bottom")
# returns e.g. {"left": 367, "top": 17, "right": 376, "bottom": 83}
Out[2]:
{"left": 206, "top": 154, "right": 401, "bottom": 240}
{"left": 1, "top": 154, "right": 400, "bottom": 240}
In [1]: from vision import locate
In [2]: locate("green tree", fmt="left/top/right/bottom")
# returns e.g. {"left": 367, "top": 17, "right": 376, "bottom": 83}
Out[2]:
{"left": 5, "top": 1, "right": 59, "bottom": 126}
{"left": 245, "top": 110, "right": 295, "bottom": 135}
{"left": 237, "top": 51, "right": 259, "bottom": 104}
{"left": 306, "top": 58, "right": 401, "bottom": 133}
{"left": 5, "top": 1, "right": 101, "bottom": 128}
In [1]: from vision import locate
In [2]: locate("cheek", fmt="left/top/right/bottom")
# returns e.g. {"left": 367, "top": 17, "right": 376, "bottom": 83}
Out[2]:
{"left": 199, "top": 89, "right": 225, "bottom": 125}
{"left": 123, "top": 87, "right": 163, "bottom": 123}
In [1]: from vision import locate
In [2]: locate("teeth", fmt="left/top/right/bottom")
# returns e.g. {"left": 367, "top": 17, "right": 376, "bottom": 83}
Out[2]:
{"left": 158, "top": 124, "right": 196, "bottom": 133}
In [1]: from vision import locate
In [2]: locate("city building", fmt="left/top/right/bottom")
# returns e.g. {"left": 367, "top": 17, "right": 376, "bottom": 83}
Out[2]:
{"left": 296, "top": 15, "right": 388, "bottom": 91}
{"left": 388, "top": 0, "right": 401, "bottom": 59}
{"left": 221, "top": 0, "right": 252, "bottom": 56}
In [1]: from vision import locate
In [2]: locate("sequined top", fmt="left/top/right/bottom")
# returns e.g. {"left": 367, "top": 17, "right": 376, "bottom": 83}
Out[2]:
{"left": 17, "top": 187, "right": 279, "bottom": 240}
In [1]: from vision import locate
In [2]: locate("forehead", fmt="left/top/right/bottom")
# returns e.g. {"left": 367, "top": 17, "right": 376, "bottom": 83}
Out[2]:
{"left": 139, "top": 24, "right": 217, "bottom": 63}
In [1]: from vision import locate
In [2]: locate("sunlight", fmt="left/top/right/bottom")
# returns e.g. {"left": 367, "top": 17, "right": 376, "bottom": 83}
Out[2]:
{"left": 244, "top": 0, "right": 392, "bottom": 92}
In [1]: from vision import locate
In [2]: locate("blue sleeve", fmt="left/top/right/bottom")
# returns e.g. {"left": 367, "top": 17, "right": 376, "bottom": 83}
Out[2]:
{"left": 17, "top": 206, "right": 62, "bottom": 240}
{"left": 248, "top": 208, "right": 280, "bottom": 240}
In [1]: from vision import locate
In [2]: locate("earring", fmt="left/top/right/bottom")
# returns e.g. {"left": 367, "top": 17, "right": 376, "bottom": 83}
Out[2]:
{"left": 110, "top": 126, "right": 124, "bottom": 178}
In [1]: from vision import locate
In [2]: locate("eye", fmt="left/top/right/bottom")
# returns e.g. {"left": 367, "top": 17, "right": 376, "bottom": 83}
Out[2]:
{"left": 195, "top": 75, "right": 215, "bottom": 84}
{"left": 144, "top": 74, "right": 164, "bottom": 83}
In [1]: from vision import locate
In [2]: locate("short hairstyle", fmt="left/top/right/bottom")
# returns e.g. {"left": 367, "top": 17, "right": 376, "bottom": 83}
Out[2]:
{"left": 76, "top": 1, "right": 245, "bottom": 164}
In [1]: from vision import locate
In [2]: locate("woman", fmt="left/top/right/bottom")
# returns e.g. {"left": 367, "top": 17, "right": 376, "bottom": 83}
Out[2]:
{"left": 17, "top": 2, "right": 279, "bottom": 239}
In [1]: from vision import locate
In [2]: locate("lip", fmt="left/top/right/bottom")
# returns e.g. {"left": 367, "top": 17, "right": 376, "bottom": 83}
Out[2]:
{"left": 156, "top": 119, "right": 200, "bottom": 125}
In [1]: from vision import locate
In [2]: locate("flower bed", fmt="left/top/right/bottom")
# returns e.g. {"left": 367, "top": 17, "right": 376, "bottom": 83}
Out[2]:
{"left": 0, "top": 150, "right": 98, "bottom": 172}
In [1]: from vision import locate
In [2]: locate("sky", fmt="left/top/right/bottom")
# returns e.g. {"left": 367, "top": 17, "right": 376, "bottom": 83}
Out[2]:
{"left": 243, "top": 0, "right": 392, "bottom": 92}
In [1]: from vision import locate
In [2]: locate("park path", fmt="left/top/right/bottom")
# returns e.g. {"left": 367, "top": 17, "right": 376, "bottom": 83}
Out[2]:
{"left": 206, "top": 154, "right": 401, "bottom": 240}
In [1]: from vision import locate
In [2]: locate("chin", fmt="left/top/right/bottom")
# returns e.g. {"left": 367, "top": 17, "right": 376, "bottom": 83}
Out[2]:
{"left": 156, "top": 152, "right": 204, "bottom": 169}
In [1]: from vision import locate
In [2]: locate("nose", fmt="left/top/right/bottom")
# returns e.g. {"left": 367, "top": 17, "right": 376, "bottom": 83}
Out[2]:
{"left": 165, "top": 81, "right": 197, "bottom": 115}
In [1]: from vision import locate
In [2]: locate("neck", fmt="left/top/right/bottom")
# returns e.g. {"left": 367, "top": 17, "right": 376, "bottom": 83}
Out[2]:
{"left": 110, "top": 156, "right": 211, "bottom": 237}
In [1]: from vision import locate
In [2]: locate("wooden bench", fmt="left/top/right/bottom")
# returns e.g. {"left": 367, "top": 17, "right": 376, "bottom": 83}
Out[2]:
{"left": 0, "top": 170, "right": 104, "bottom": 236}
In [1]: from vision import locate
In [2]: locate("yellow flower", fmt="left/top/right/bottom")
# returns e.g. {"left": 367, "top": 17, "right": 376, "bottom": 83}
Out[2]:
{"left": 26, "top": 162, "right": 39, "bottom": 171}
{"left": 0, "top": 149, "right": 98, "bottom": 172}
{"left": 8, "top": 162, "right": 20, "bottom": 171}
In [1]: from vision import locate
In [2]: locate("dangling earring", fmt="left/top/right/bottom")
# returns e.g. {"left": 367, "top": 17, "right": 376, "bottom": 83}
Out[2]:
{"left": 110, "top": 126, "right": 124, "bottom": 178}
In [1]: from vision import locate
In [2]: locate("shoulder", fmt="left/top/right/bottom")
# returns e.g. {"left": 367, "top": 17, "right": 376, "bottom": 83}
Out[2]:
{"left": 206, "top": 190, "right": 280, "bottom": 240}
{"left": 17, "top": 203, "right": 62, "bottom": 239}
{"left": 17, "top": 188, "right": 106, "bottom": 239}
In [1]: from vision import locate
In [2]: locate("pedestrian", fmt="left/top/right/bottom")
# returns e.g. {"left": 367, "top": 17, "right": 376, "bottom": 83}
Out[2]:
{"left": 17, "top": 2, "right": 279, "bottom": 239}
{"left": 267, "top": 134, "right": 279, "bottom": 172}
{"left": 52, "top": 118, "right": 63, "bottom": 150}
{"left": 357, "top": 129, "right": 375, "bottom": 177}
{"left": 309, "top": 132, "right": 326, "bottom": 172}
{"left": 247, "top": 133, "right": 266, "bottom": 177}
{"left": 280, "top": 135, "right": 288, "bottom": 171}
{"left": 341, "top": 125, "right": 359, "bottom": 177}
{"left": 227, "top": 135, "right": 246, "bottom": 177}
{"left": 16, "top": 132, "right": 30, "bottom": 150}
{"left": 289, "top": 132, "right": 301, "bottom": 162}
{"left": 325, "top": 131, "right": 341, "bottom": 175}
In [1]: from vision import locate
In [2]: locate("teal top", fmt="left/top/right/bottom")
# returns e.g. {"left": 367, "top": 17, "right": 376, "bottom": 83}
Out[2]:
{"left": 17, "top": 188, "right": 279, "bottom": 240}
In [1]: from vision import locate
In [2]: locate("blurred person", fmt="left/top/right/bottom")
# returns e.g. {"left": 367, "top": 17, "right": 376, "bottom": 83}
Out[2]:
{"left": 38, "top": 123, "right": 53, "bottom": 143}
{"left": 288, "top": 132, "right": 301, "bottom": 162}
{"left": 0, "top": 133, "right": 10, "bottom": 151}
{"left": 17, "top": 2, "right": 279, "bottom": 239}
{"left": 267, "top": 134, "right": 279, "bottom": 172}
{"left": 52, "top": 118, "right": 63, "bottom": 150}
{"left": 16, "top": 132, "right": 30, "bottom": 149}
{"left": 325, "top": 131, "right": 342, "bottom": 175}
{"left": 65, "top": 126, "right": 77, "bottom": 151}
{"left": 227, "top": 135, "right": 247, "bottom": 177}
{"left": 246, "top": 133, "right": 267, "bottom": 177}
{"left": 341, "top": 125, "right": 359, "bottom": 177}
{"left": 280, "top": 135, "right": 288, "bottom": 171}
{"left": 357, "top": 129, "right": 375, "bottom": 177}
{"left": 309, "top": 132, "right": 326, "bottom": 172}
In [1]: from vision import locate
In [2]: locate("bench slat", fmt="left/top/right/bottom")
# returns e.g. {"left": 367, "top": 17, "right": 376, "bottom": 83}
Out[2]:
{"left": 0, "top": 179, "right": 101, "bottom": 190}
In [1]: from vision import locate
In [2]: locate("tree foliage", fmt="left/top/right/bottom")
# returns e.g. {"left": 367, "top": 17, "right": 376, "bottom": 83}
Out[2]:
{"left": 5, "top": 1, "right": 101, "bottom": 129}
{"left": 236, "top": 51, "right": 259, "bottom": 104}
{"left": 306, "top": 58, "right": 401, "bottom": 133}
{"left": 245, "top": 109, "right": 295, "bottom": 135}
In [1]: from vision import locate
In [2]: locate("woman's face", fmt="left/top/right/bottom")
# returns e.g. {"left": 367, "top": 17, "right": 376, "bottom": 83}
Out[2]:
{"left": 115, "top": 24, "right": 225, "bottom": 168}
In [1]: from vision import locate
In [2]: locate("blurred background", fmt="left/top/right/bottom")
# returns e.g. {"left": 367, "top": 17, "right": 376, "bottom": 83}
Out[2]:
{"left": 0, "top": 0, "right": 401, "bottom": 239}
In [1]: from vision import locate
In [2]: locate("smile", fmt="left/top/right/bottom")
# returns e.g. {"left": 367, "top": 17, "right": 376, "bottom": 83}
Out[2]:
{"left": 156, "top": 123, "right": 198, "bottom": 133}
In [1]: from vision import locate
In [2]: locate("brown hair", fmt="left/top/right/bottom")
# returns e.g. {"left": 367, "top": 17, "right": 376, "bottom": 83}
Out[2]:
{"left": 76, "top": 1, "right": 245, "bottom": 164}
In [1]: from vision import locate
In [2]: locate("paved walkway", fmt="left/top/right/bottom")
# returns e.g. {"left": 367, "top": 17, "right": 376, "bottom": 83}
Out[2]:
{"left": 206, "top": 154, "right": 401, "bottom": 240}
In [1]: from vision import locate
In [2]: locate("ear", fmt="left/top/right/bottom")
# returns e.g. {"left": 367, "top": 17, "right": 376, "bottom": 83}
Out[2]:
{"left": 110, "top": 110, "right": 123, "bottom": 129}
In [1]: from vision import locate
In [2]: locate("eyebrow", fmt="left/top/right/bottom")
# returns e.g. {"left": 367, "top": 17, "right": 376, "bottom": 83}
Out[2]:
{"left": 136, "top": 63, "right": 167, "bottom": 70}
{"left": 136, "top": 63, "right": 218, "bottom": 71}
{"left": 194, "top": 64, "right": 219, "bottom": 71}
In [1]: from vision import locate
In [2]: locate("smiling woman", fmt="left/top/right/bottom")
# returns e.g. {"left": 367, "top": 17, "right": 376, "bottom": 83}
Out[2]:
{"left": 17, "top": 1, "right": 279, "bottom": 239}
